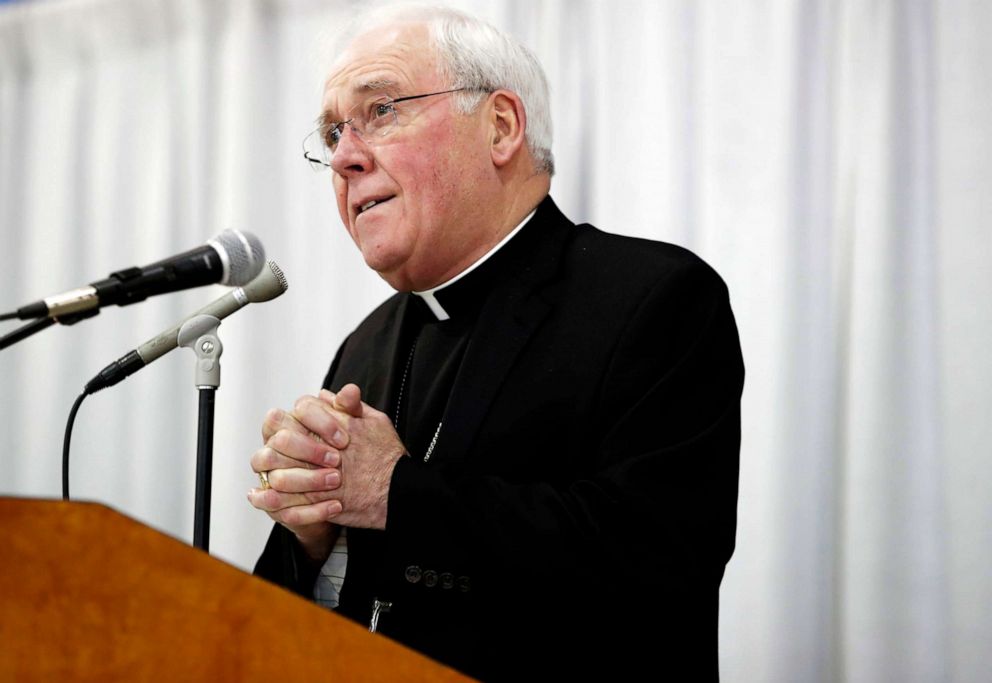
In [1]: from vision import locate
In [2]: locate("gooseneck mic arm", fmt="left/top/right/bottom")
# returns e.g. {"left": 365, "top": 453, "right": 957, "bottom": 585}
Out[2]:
{"left": 84, "top": 260, "right": 288, "bottom": 394}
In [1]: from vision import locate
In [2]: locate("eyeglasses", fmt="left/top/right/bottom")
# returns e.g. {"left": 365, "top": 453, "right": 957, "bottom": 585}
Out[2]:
{"left": 302, "top": 87, "right": 475, "bottom": 170}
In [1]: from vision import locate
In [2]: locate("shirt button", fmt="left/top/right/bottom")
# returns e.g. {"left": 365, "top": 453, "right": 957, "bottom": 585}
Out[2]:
{"left": 440, "top": 572, "right": 454, "bottom": 590}
{"left": 404, "top": 565, "right": 423, "bottom": 584}
{"left": 423, "top": 570, "right": 439, "bottom": 588}
{"left": 456, "top": 576, "right": 472, "bottom": 593}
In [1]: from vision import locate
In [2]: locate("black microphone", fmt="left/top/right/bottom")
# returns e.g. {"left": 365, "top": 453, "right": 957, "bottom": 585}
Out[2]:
{"left": 3, "top": 229, "right": 265, "bottom": 321}
{"left": 85, "top": 260, "right": 288, "bottom": 394}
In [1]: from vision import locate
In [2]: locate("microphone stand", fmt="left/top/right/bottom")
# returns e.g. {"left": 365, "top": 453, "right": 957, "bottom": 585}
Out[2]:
{"left": 178, "top": 314, "right": 224, "bottom": 553}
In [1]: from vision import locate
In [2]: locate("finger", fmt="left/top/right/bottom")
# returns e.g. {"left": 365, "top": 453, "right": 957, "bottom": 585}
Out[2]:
{"left": 266, "top": 466, "right": 341, "bottom": 493}
{"left": 267, "top": 429, "right": 342, "bottom": 468}
{"left": 252, "top": 446, "right": 301, "bottom": 474}
{"left": 247, "top": 486, "right": 340, "bottom": 513}
{"left": 273, "top": 500, "right": 343, "bottom": 527}
{"left": 252, "top": 498, "right": 343, "bottom": 527}
{"left": 261, "top": 407, "right": 312, "bottom": 443}
{"left": 325, "top": 384, "right": 364, "bottom": 417}
{"left": 293, "top": 396, "right": 350, "bottom": 447}
{"left": 251, "top": 444, "right": 339, "bottom": 473}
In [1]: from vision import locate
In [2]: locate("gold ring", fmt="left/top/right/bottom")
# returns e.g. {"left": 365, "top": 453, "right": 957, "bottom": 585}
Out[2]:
{"left": 258, "top": 470, "right": 271, "bottom": 490}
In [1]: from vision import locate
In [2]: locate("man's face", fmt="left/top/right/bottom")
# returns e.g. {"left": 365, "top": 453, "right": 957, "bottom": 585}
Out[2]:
{"left": 321, "top": 23, "right": 492, "bottom": 291}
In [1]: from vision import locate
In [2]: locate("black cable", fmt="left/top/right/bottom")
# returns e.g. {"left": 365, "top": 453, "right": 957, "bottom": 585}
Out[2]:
{"left": 62, "top": 391, "right": 89, "bottom": 501}
{"left": 1, "top": 309, "right": 99, "bottom": 352}
{"left": 0, "top": 317, "right": 55, "bottom": 351}
{"left": 0, "top": 311, "right": 17, "bottom": 321}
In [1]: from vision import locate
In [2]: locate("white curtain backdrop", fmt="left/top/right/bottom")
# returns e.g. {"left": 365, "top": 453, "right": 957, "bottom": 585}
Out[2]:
{"left": 1, "top": 0, "right": 989, "bottom": 680}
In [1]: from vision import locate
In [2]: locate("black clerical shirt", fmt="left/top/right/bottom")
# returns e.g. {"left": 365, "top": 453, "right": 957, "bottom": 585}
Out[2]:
{"left": 396, "top": 211, "right": 537, "bottom": 466}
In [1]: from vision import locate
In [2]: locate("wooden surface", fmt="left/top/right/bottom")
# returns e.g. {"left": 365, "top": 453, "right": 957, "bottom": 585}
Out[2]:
{"left": 0, "top": 498, "right": 474, "bottom": 682}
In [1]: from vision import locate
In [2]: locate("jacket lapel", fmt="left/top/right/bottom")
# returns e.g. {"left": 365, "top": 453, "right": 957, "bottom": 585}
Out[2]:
{"left": 361, "top": 294, "right": 415, "bottom": 418}
{"left": 428, "top": 199, "right": 573, "bottom": 465}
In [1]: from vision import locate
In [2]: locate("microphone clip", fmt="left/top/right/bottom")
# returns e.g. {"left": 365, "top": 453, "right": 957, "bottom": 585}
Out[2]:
{"left": 178, "top": 315, "right": 224, "bottom": 389}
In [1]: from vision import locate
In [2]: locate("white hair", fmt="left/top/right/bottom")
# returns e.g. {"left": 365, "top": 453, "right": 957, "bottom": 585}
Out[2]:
{"left": 335, "top": 4, "right": 554, "bottom": 175}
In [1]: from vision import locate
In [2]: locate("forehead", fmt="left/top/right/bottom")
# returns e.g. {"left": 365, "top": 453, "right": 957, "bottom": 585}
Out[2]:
{"left": 321, "top": 22, "right": 442, "bottom": 114}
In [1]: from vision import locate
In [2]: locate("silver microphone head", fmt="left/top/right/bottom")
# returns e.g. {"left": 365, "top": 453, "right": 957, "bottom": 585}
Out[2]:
{"left": 242, "top": 260, "right": 289, "bottom": 303}
{"left": 211, "top": 229, "right": 266, "bottom": 286}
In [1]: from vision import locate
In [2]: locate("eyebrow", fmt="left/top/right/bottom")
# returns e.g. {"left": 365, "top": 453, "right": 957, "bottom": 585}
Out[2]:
{"left": 318, "top": 78, "right": 401, "bottom": 128}
{"left": 356, "top": 78, "right": 399, "bottom": 93}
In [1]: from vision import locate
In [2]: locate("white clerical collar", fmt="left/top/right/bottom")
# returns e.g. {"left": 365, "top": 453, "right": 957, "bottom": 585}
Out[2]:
{"left": 414, "top": 209, "right": 537, "bottom": 321}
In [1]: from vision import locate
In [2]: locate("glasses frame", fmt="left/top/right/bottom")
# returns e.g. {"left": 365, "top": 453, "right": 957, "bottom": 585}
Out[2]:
{"left": 302, "top": 87, "right": 479, "bottom": 170}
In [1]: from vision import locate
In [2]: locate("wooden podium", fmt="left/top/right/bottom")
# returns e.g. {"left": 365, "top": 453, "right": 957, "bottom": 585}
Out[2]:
{"left": 0, "top": 498, "right": 473, "bottom": 681}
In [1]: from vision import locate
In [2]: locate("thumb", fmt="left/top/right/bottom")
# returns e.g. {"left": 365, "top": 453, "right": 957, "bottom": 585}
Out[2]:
{"left": 320, "top": 383, "right": 364, "bottom": 417}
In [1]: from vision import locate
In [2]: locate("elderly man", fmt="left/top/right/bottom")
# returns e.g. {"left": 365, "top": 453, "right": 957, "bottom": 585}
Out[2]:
{"left": 250, "top": 5, "right": 743, "bottom": 681}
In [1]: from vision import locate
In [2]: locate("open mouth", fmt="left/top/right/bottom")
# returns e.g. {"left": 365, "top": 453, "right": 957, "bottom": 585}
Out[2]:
{"left": 357, "top": 196, "right": 395, "bottom": 215}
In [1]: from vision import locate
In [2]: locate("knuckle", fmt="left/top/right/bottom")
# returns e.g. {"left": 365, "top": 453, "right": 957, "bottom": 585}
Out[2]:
{"left": 307, "top": 412, "right": 334, "bottom": 436}
{"left": 260, "top": 447, "right": 281, "bottom": 470}
{"left": 263, "top": 408, "right": 283, "bottom": 431}
{"left": 252, "top": 489, "right": 272, "bottom": 511}
{"left": 293, "top": 395, "right": 314, "bottom": 414}
{"left": 269, "top": 469, "right": 296, "bottom": 492}
{"left": 307, "top": 470, "right": 324, "bottom": 490}
{"left": 268, "top": 429, "right": 292, "bottom": 452}
{"left": 249, "top": 447, "right": 267, "bottom": 469}
{"left": 280, "top": 507, "right": 301, "bottom": 527}
{"left": 262, "top": 488, "right": 282, "bottom": 509}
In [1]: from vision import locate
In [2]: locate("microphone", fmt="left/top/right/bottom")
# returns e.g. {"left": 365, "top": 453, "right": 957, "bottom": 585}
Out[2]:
{"left": 84, "top": 260, "right": 288, "bottom": 394}
{"left": 4, "top": 229, "right": 265, "bottom": 321}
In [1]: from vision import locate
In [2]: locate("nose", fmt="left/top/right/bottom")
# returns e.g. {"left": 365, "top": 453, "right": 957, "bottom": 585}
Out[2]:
{"left": 330, "top": 124, "right": 374, "bottom": 177}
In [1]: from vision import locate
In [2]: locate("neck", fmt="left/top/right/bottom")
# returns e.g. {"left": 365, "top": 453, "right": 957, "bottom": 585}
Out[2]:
{"left": 498, "top": 172, "right": 551, "bottom": 236}
{"left": 444, "top": 174, "right": 549, "bottom": 283}
{"left": 380, "top": 172, "right": 550, "bottom": 292}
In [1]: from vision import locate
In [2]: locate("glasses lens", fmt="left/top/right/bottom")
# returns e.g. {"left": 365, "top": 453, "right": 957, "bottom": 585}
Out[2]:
{"left": 364, "top": 100, "right": 399, "bottom": 139}
{"left": 303, "top": 129, "right": 331, "bottom": 170}
{"left": 302, "top": 96, "right": 407, "bottom": 169}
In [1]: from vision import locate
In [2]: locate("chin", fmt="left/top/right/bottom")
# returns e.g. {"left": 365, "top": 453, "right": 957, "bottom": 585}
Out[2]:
{"left": 373, "top": 267, "right": 415, "bottom": 292}
{"left": 358, "top": 251, "right": 406, "bottom": 288}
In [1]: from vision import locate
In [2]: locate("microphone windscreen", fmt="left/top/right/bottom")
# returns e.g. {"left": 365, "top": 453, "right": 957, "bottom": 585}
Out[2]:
{"left": 243, "top": 261, "right": 289, "bottom": 303}
{"left": 216, "top": 229, "right": 266, "bottom": 285}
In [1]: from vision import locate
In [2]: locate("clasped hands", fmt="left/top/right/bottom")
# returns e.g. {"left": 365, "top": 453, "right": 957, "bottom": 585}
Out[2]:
{"left": 247, "top": 383, "right": 406, "bottom": 560}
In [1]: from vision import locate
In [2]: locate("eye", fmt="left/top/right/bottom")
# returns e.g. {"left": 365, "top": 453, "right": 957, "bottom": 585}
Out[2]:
{"left": 324, "top": 123, "right": 345, "bottom": 149}
{"left": 370, "top": 101, "right": 397, "bottom": 120}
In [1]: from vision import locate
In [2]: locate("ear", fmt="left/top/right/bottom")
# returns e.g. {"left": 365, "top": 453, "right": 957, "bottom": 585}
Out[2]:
{"left": 488, "top": 90, "right": 527, "bottom": 168}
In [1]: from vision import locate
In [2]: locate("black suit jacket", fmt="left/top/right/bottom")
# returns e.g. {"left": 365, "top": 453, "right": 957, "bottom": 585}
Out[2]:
{"left": 256, "top": 197, "right": 744, "bottom": 681}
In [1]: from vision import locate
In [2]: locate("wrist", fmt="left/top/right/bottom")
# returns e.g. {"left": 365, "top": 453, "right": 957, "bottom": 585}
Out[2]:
{"left": 294, "top": 523, "right": 338, "bottom": 564}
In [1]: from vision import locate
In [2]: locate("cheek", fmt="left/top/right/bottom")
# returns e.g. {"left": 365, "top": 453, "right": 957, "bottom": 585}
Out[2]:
{"left": 405, "top": 142, "right": 465, "bottom": 215}
{"left": 333, "top": 178, "right": 355, "bottom": 237}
